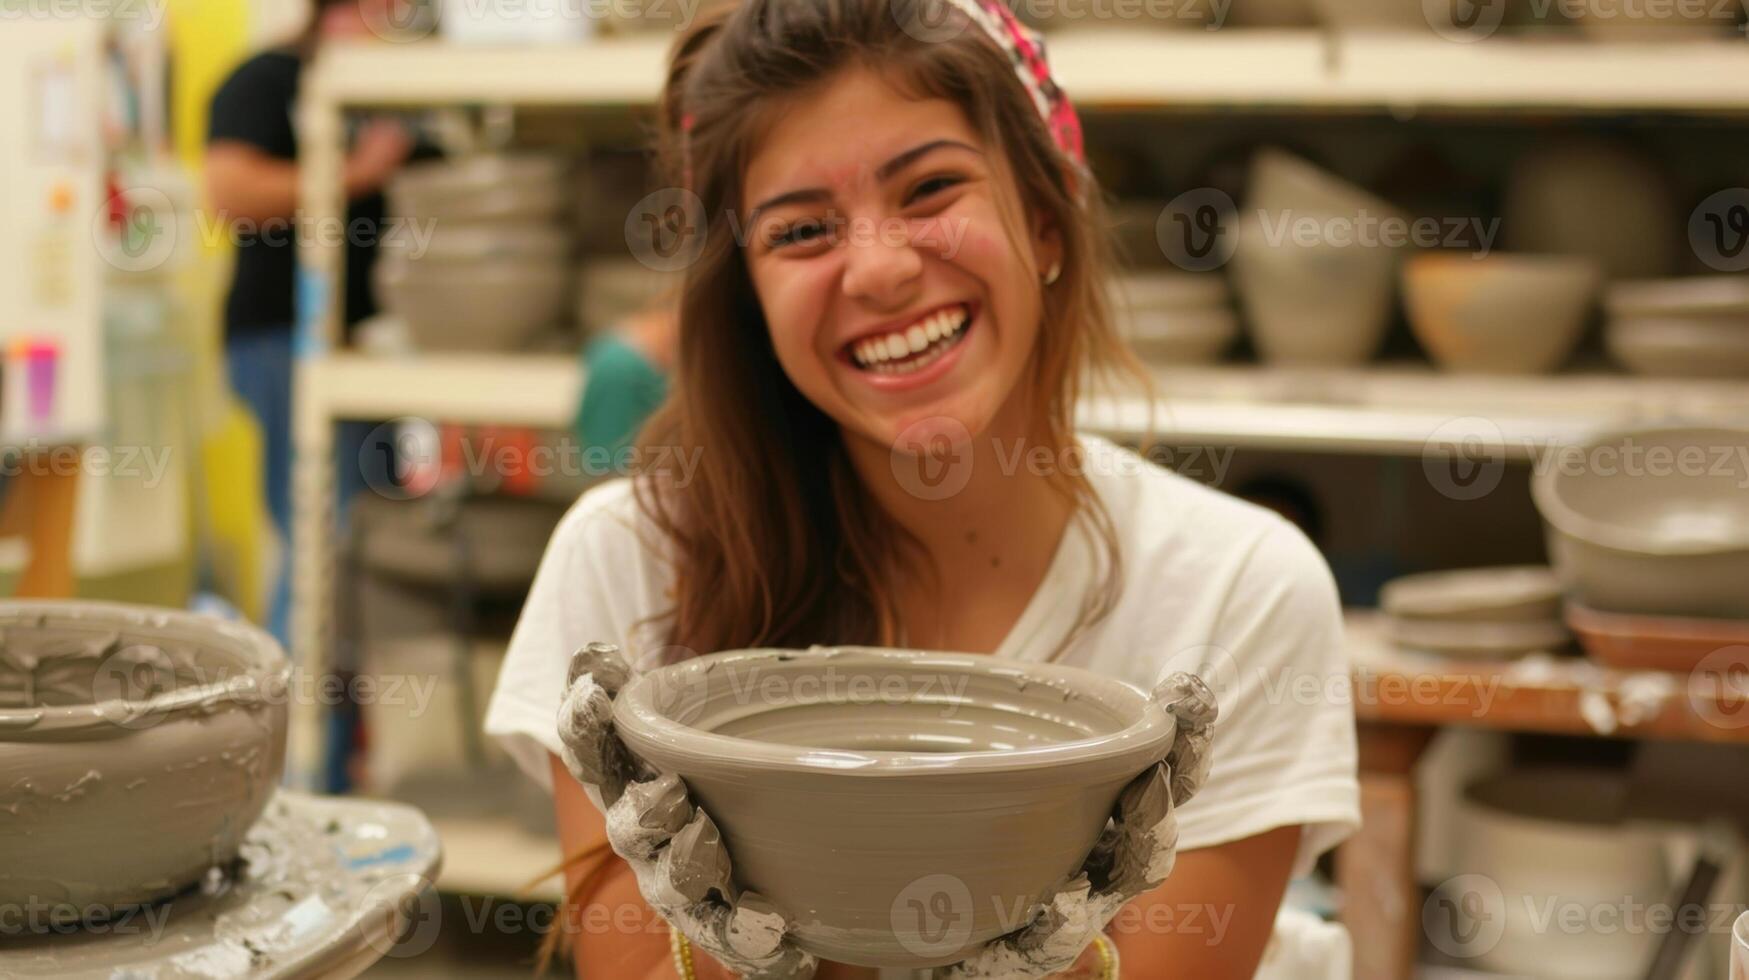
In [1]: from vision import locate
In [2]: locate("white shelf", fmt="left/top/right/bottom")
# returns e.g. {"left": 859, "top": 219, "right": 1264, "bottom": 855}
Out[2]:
{"left": 296, "top": 351, "right": 583, "bottom": 428}
{"left": 311, "top": 33, "right": 1749, "bottom": 113}
{"left": 299, "top": 354, "right": 1749, "bottom": 455}
{"left": 1081, "top": 363, "right": 1749, "bottom": 456}
{"left": 430, "top": 813, "right": 565, "bottom": 902}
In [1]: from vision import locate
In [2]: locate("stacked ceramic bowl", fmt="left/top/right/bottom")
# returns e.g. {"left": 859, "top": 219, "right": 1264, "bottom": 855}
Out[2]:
{"left": 1379, "top": 565, "right": 1570, "bottom": 659}
{"left": 576, "top": 258, "right": 683, "bottom": 334}
{"left": 1602, "top": 276, "right": 1749, "bottom": 378}
{"left": 1110, "top": 271, "right": 1237, "bottom": 366}
{"left": 1402, "top": 252, "right": 1602, "bottom": 374}
{"left": 379, "top": 153, "right": 574, "bottom": 352}
{"left": 1231, "top": 149, "right": 1410, "bottom": 366}
{"left": 1533, "top": 425, "right": 1749, "bottom": 620}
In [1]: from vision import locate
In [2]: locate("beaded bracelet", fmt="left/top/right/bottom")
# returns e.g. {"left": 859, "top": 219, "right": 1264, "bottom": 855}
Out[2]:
{"left": 670, "top": 925, "right": 1115, "bottom": 979}
{"left": 669, "top": 927, "right": 697, "bottom": 980}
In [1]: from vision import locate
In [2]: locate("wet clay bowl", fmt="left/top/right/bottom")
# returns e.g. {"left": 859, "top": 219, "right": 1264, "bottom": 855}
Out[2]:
{"left": 612, "top": 646, "right": 1179, "bottom": 969}
{"left": 1532, "top": 426, "right": 1749, "bottom": 619}
{"left": 0, "top": 601, "right": 288, "bottom": 917}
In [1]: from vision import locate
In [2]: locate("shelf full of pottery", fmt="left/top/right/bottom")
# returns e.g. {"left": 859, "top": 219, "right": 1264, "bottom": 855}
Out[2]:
{"left": 1357, "top": 422, "right": 1749, "bottom": 684}
{"left": 1106, "top": 145, "right": 1749, "bottom": 379}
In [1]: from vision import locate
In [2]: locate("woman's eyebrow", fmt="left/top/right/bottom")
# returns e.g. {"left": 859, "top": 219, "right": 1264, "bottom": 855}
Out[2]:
{"left": 749, "top": 139, "right": 982, "bottom": 217}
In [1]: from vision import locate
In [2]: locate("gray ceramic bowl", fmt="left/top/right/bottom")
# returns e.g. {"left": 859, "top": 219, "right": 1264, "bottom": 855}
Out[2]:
{"left": 1532, "top": 426, "right": 1749, "bottom": 618}
{"left": 613, "top": 647, "right": 1179, "bottom": 969}
{"left": 0, "top": 601, "right": 289, "bottom": 916}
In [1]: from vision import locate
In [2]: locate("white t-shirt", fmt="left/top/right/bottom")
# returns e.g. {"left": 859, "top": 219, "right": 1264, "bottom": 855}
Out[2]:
{"left": 485, "top": 434, "right": 1359, "bottom": 879}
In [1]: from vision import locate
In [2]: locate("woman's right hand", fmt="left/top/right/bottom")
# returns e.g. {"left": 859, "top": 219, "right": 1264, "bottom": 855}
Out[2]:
{"left": 558, "top": 643, "right": 820, "bottom": 980}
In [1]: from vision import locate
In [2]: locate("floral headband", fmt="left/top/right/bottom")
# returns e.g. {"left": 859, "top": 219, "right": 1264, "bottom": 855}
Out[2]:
{"left": 678, "top": 0, "right": 1087, "bottom": 188}
{"left": 940, "top": 0, "right": 1087, "bottom": 171}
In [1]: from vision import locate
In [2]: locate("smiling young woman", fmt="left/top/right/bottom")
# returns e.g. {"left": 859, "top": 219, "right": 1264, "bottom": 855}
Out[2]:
{"left": 485, "top": 1, "right": 1359, "bottom": 977}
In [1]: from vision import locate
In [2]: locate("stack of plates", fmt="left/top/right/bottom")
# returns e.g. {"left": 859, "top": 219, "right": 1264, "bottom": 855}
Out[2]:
{"left": 1603, "top": 276, "right": 1749, "bottom": 378}
{"left": 1379, "top": 565, "right": 1570, "bottom": 659}
{"left": 379, "top": 153, "right": 575, "bottom": 352}
{"left": 1109, "top": 271, "right": 1236, "bottom": 366}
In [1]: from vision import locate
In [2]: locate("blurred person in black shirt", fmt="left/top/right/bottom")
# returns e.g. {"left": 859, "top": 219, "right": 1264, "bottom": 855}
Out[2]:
{"left": 205, "top": 0, "right": 412, "bottom": 642}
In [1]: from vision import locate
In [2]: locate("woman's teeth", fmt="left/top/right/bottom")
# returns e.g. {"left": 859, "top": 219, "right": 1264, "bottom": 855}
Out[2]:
{"left": 849, "top": 305, "right": 970, "bottom": 375}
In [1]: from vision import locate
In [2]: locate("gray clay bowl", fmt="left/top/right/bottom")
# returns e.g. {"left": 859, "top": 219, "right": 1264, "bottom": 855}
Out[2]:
{"left": 612, "top": 647, "right": 1180, "bottom": 969}
{"left": 1532, "top": 426, "right": 1749, "bottom": 619}
{"left": 0, "top": 601, "right": 289, "bottom": 915}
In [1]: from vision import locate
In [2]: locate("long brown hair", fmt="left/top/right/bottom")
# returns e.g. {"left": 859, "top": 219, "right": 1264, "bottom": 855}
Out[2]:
{"left": 634, "top": 0, "right": 1148, "bottom": 658}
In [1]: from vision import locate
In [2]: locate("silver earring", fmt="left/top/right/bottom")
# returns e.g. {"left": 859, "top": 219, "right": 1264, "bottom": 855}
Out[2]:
{"left": 1044, "top": 261, "right": 1061, "bottom": 286}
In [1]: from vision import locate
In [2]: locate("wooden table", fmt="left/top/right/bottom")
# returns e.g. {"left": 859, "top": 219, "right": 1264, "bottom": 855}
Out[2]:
{"left": 1335, "top": 612, "right": 1749, "bottom": 980}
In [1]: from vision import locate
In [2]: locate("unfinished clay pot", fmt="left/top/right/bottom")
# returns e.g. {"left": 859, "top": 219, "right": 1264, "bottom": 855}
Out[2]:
{"left": 0, "top": 601, "right": 288, "bottom": 916}
{"left": 611, "top": 647, "right": 1181, "bottom": 969}
{"left": 1533, "top": 426, "right": 1749, "bottom": 618}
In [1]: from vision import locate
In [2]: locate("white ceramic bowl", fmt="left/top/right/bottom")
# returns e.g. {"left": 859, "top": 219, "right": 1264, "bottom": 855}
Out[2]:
{"left": 1402, "top": 252, "right": 1601, "bottom": 374}
{"left": 1456, "top": 769, "right": 1671, "bottom": 980}
{"left": 1503, "top": 138, "right": 1679, "bottom": 281}
{"left": 1605, "top": 316, "right": 1749, "bottom": 378}
{"left": 612, "top": 647, "right": 1181, "bottom": 969}
{"left": 387, "top": 154, "right": 571, "bottom": 224}
{"left": 1604, "top": 277, "right": 1749, "bottom": 318}
{"left": 1533, "top": 425, "right": 1749, "bottom": 618}
{"left": 0, "top": 601, "right": 289, "bottom": 914}
{"left": 1123, "top": 309, "right": 1239, "bottom": 364}
{"left": 1384, "top": 615, "right": 1570, "bottom": 658}
{"left": 1234, "top": 151, "right": 1409, "bottom": 365}
{"left": 377, "top": 255, "right": 570, "bottom": 352}
{"left": 1379, "top": 565, "right": 1563, "bottom": 622}
{"left": 577, "top": 258, "right": 682, "bottom": 333}
{"left": 381, "top": 220, "right": 572, "bottom": 266}
{"left": 1111, "top": 271, "right": 1231, "bottom": 313}
{"left": 1232, "top": 209, "right": 1402, "bottom": 365}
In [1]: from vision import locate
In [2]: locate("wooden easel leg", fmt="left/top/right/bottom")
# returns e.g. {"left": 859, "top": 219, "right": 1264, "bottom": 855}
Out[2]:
{"left": 0, "top": 460, "right": 82, "bottom": 598}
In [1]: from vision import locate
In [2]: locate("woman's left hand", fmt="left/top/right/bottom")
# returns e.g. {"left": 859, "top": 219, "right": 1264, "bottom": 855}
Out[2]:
{"left": 931, "top": 673, "right": 1217, "bottom": 979}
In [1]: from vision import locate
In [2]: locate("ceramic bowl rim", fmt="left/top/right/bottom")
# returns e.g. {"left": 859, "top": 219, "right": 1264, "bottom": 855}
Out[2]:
{"left": 1532, "top": 425, "right": 1749, "bottom": 556}
{"left": 0, "top": 599, "right": 290, "bottom": 735}
{"left": 613, "top": 646, "right": 1174, "bottom": 777}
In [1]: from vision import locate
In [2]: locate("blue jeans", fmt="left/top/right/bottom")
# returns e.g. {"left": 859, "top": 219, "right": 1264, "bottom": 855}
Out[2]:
{"left": 226, "top": 329, "right": 382, "bottom": 641}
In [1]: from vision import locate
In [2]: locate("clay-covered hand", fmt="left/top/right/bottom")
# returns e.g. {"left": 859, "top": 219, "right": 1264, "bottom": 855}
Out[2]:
{"left": 557, "top": 642, "right": 819, "bottom": 980}
{"left": 933, "top": 672, "right": 1219, "bottom": 980}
